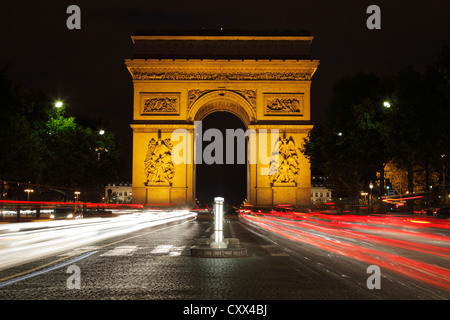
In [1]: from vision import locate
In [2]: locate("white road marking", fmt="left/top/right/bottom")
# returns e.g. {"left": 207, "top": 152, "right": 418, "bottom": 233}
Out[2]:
{"left": 169, "top": 246, "right": 187, "bottom": 256}
{"left": 150, "top": 245, "right": 173, "bottom": 254}
{"left": 59, "top": 246, "right": 99, "bottom": 257}
{"left": 100, "top": 246, "right": 138, "bottom": 257}
{"left": 100, "top": 244, "right": 188, "bottom": 257}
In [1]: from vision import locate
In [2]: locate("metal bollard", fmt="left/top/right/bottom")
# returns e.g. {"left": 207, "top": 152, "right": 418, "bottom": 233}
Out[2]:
{"left": 210, "top": 197, "right": 227, "bottom": 249}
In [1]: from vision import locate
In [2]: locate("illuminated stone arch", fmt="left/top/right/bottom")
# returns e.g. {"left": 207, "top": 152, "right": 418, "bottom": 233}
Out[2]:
{"left": 126, "top": 32, "right": 318, "bottom": 207}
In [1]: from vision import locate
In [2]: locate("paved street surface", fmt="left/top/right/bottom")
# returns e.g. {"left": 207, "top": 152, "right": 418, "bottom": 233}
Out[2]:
{"left": 1, "top": 210, "right": 449, "bottom": 304}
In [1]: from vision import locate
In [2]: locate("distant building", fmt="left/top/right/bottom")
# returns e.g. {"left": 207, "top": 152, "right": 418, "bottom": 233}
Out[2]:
{"left": 311, "top": 176, "right": 332, "bottom": 204}
{"left": 105, "top": 183, "right": 132, "bottom": 203}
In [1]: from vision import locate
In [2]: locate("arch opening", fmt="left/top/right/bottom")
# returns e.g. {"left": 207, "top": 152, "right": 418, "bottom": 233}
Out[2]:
{"left": 195, "top": 111, "right": 247, "bottom": 210}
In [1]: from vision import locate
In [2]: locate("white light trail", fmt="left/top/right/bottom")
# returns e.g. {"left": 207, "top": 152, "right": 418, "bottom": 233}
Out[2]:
{"left": 0, "top": 210, "right": 196, "bottom": 271}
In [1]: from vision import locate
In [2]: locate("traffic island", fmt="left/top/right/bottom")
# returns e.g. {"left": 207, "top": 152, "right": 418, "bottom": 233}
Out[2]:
{"left": 190, "top": 237, "right": 247, "bottom": 258}
{"left": 190, "top": 197, "right": 247, "bottom": 258}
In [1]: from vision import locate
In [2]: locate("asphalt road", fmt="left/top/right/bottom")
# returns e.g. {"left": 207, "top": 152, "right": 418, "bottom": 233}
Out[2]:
{"left": 1, "top": 211, "right": 448, "bottom": 302}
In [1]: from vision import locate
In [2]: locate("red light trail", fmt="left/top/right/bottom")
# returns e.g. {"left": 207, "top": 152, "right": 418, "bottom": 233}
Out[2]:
{"left": 240, "top": 210, "right": 450, "bottom": 292}
{"left": 0, "top": 199, "right": 141, "bottom": 207}
{"left": 0, "top": 200, "right": 180, "bottom": 209}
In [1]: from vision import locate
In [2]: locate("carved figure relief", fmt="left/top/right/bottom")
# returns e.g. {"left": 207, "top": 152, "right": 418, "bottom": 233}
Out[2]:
{"left": 264, "top": 94, "right": 303, "bottom": 115}
{"left": 143, "top": 97, "right": 177, "bottom": 113}
{"left": 130, "top": 68, "right": 315, "bottom": 81}
{"left": 141, "top": 94, "right": 180, "bottom": 115}
{"left": 266, "top": 98, "right": 301, "bottom": 113}
{"left": 269, "top": 133, "right": 301, "bottom": 185}
{"left": 144, "top": 131, "right": 175, "bottom": 185}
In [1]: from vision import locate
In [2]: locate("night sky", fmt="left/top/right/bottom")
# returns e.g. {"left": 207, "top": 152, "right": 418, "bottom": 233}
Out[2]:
{"left": 1, "top": 1, "right": 449, "bottom": 204}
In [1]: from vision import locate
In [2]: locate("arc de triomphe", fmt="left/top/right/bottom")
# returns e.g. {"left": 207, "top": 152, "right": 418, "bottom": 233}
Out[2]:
{"left": 125, "top": 31, "right": 319, "bottom": 206}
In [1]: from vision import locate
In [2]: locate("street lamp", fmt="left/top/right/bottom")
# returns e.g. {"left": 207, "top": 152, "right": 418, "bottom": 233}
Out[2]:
{"left": 55, "top": 101, "right": 63, "bottom": 108}
{"left": 99, "top": 130, "right": 105, "bottom": 135}
{"left": 369, "top": 182, "right": 374, "bottom": 212}
{"left": 383, "top": 101, "right": 391, "bottom": 108}
{"left": 74, "top": 191, "right": 80, "bottom": 202}
{"left": 361, "top": 192, "right": 368, "bottom": 204}
{"left": 24, "top": 188, "right": 34, "bottom": 201}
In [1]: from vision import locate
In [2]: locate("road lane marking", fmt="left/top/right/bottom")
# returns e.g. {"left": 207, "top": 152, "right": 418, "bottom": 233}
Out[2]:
{"left": 169, "top": 246, "right": 187, "bottom": 256}
{"left": 59, "top": 246, "right": 100, "bottom": 257}
{"left": 99, "top": 245, "right": 189, "bottom": 257}
{"left": 150, "top": 245, "right": 173, "bottom": 254}
{"left": 95, "top": 216, "right": 196, "bottom": 251}
{"left": 100, "top": 246, "right": 138, "bottom": 257}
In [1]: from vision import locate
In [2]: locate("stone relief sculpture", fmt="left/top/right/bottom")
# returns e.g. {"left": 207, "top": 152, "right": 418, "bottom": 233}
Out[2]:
{"left": 143, "top": 97, "right": 178, "bottom": 113}
{"left": 144, "top": 131, "right": 175, "bottom": 185}
{"left": 269, "top": 133, "right": 301, "bottom": 185}
{"left": 130, "top": 68, "right": 315, "bottom": 81}
{"left": 266, "top": 98, "right": 301, "bottom": 114}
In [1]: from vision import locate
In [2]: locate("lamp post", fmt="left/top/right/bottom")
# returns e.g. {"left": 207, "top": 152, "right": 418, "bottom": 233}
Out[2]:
{"left": 361, "top": 192, "right": 368, "bottom": 204}
{"left": 24, "top": 188, "right": 34, "bottom": 201}
{"left": 74, "top": 191, "right": 80, "bottom": 202}
{"left": 441, "top": 154, "right": 446, "bottom": 194}
{"left": 97, "top": 130, "right": 106, "bottom": 161}
{"left": 369, "top": 182, "right": 374, "bottom": 212}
